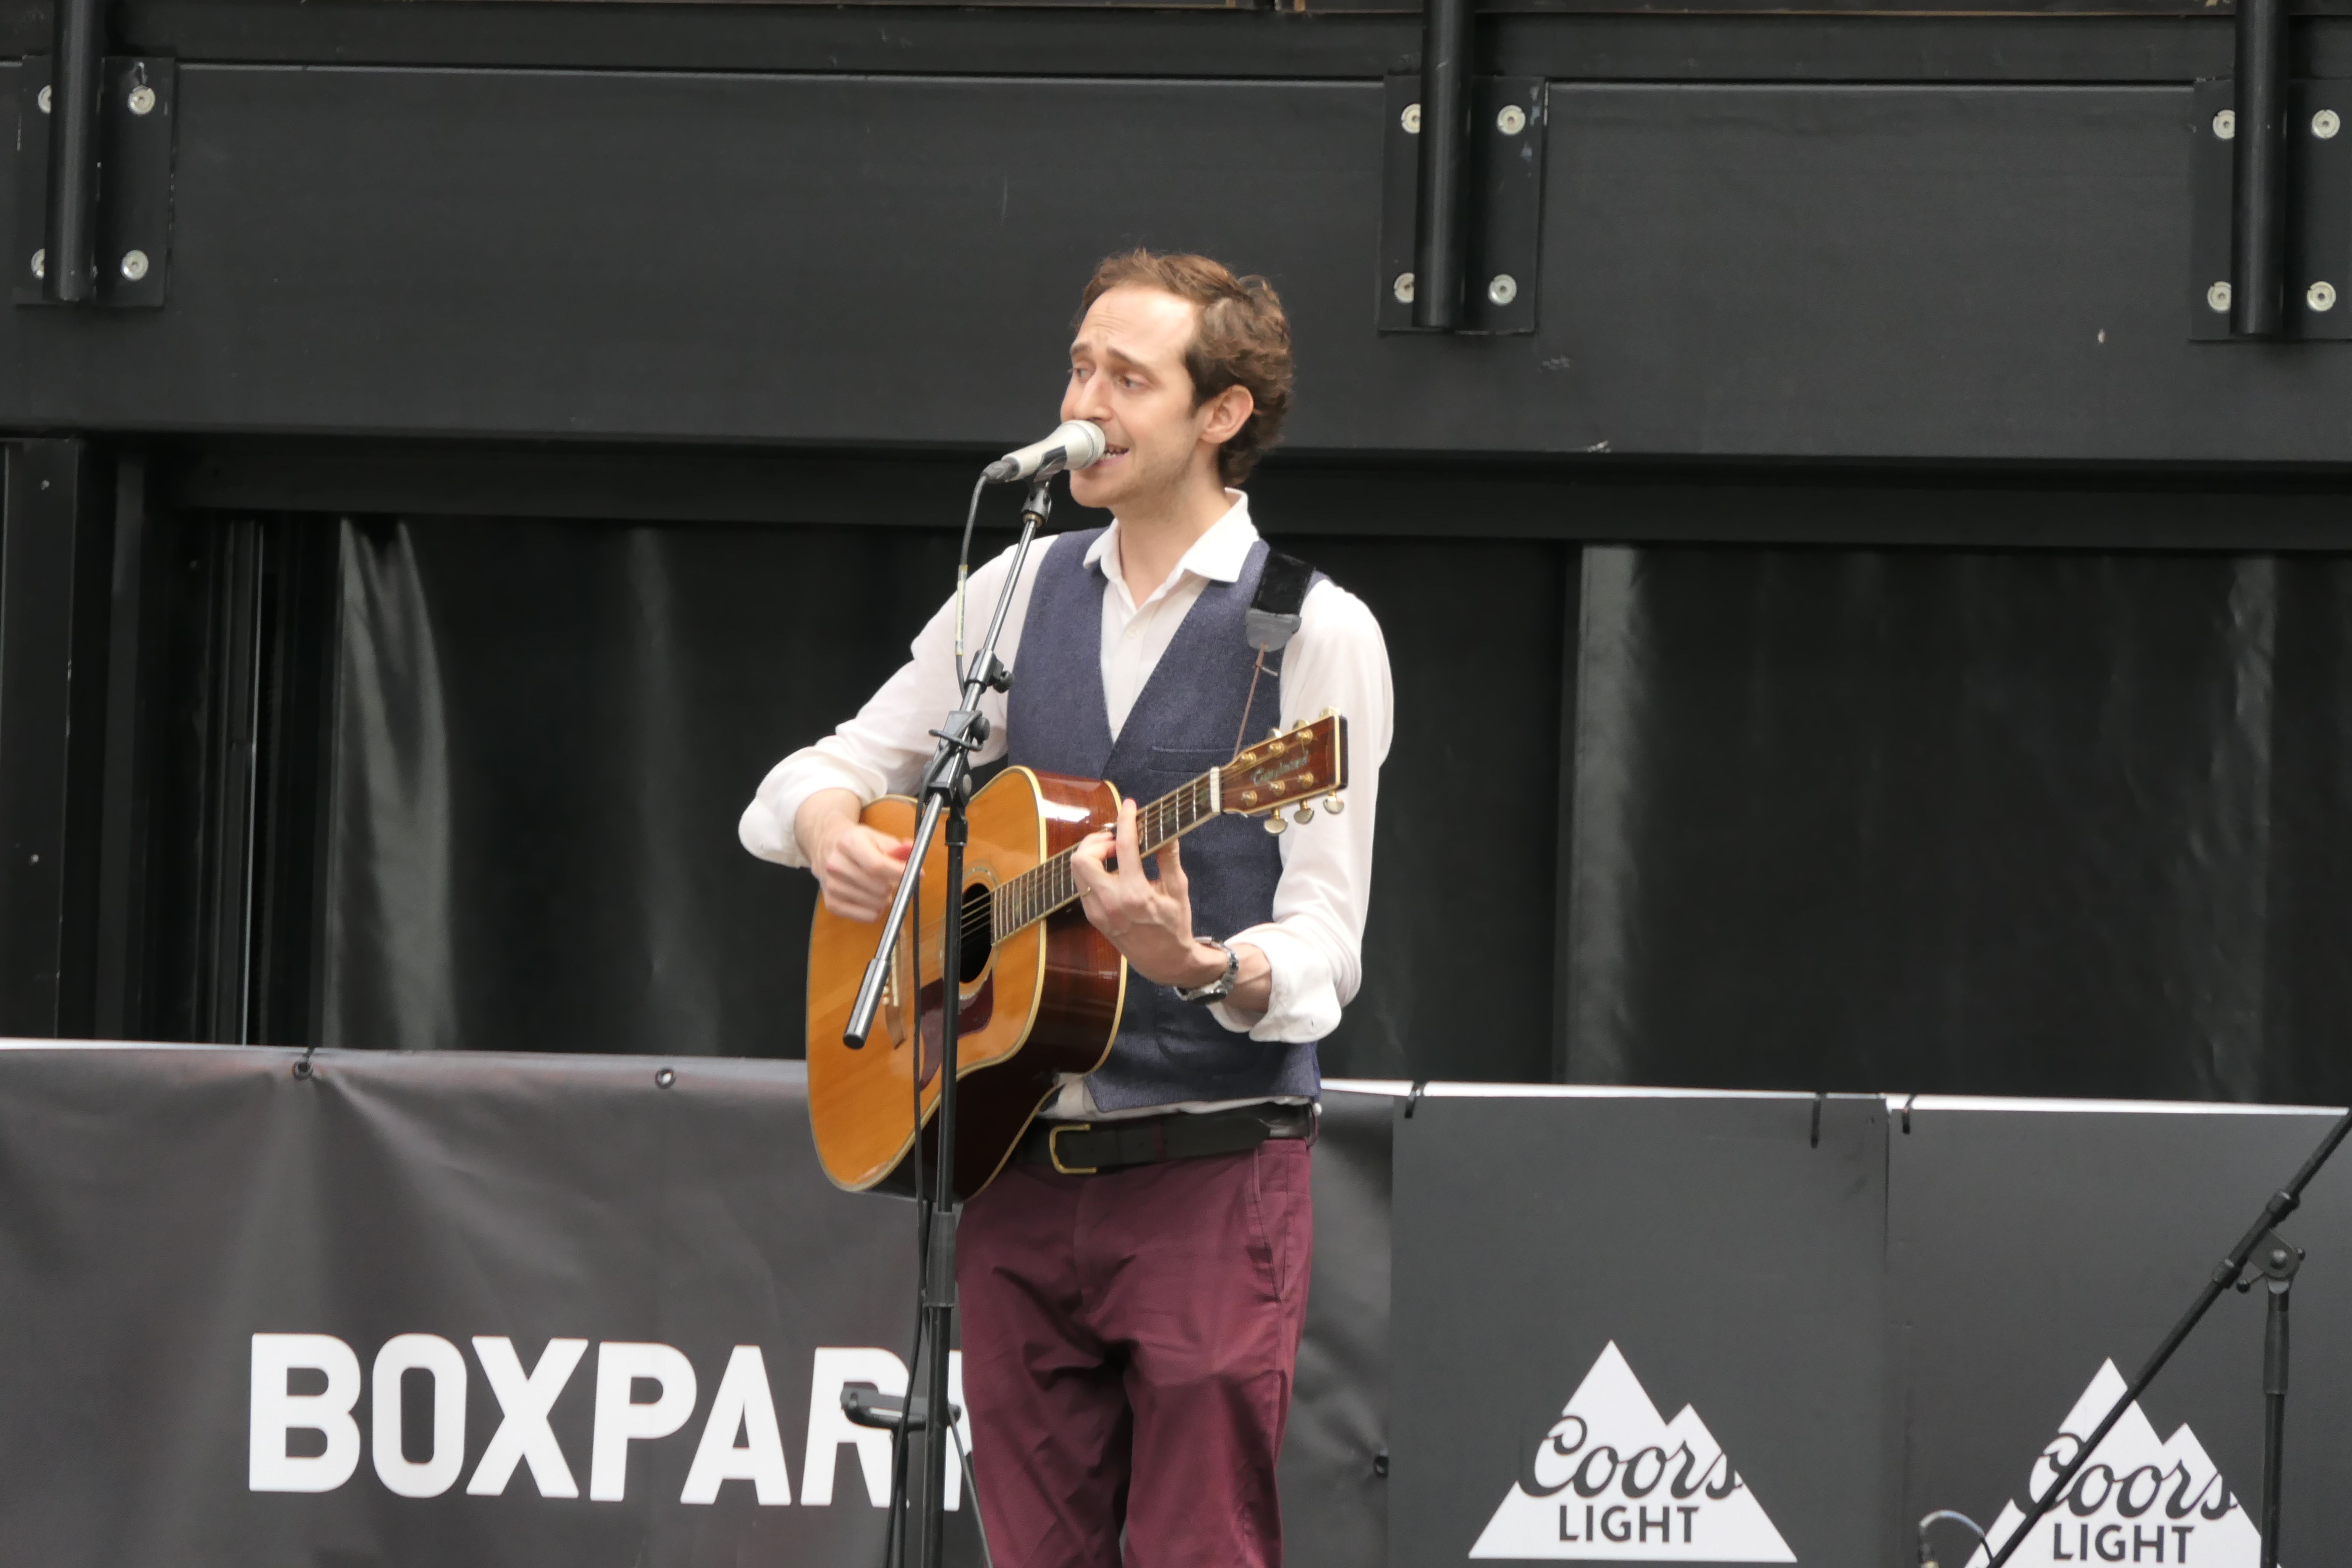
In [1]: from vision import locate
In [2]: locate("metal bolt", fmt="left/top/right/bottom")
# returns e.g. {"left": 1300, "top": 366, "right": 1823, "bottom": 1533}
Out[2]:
{"left": 2214, "top": 109, "right": 2237, "bottom": 140}
{"left": 1497, "top": 104, "right": 1528, "bottom": 136}
{"left": 2309, "top": 280, "right": 2337, "bottom": 312}
{"left": 37, "top": 85, "right": 51, "bottom": 114}
{"left": 119, "top": 249, "right": 149, "bottom": 282}
{"left": 2316, "top": 109, "right": 2341, "bottom": 139}
{"left": 127, "top": 84, "right": 156, "bottom": 116}
{"left": 1400, "top": 103, "right": 1421, "bottom": 135}
{"left": 1392, "top": 272, "right": 1415, "bottom": 304}
{"left": 29, "top": 249, "right": 43, "bottom": 280}
{"left": 1487, "top": 273, "right": 1519, "bottom": 306}
{"left": 655, "top": 1066, "right": 676, "bottom": 1088}
{"left": 2208, "top": 280, "right": 2233, "bottom": 312}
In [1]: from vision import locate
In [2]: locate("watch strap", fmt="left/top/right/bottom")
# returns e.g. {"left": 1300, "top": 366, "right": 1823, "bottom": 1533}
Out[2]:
{"left": 1175, "top": 940, "right": 1240, "bottom": 1004}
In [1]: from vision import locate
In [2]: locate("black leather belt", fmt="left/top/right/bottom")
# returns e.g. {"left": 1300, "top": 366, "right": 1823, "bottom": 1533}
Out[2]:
{"left": 1017, "top": 1103, "right": 1316, "bottom": 1176}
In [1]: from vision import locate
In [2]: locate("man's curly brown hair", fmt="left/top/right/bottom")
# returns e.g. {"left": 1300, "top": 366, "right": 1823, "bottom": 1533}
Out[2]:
{"left": 1078, "top": 250, "right": 1294, "bottom": 484}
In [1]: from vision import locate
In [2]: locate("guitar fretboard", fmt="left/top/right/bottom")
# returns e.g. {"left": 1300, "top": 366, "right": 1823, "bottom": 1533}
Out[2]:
{"left": 989, "top": 772, "right": 1221, "bottom": 937}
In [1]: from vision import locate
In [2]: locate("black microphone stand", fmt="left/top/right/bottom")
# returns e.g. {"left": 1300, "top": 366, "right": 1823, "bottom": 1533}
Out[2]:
{"left": 843, "top": 475, "right": 1055, "bottom": 1568}
{"left": 1976, "top": 1107, "right": 2351, "bottom": 1568}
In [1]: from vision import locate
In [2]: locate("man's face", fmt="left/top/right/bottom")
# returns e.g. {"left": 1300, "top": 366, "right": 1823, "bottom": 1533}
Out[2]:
{"left": 1060, "top": 286, "right": 1230, "bottom": 513}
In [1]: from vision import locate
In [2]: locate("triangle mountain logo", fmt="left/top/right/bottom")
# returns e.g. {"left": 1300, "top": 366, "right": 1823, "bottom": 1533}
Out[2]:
{"left": 1966, "top": 1361, "right": 2263, "bottom": 1568}
{"left": 1470, "top": 1341, "right": 1796, "bottom": 1562}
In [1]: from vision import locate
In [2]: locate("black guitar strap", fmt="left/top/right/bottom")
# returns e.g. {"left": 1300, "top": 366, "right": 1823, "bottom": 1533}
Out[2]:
{"left": 1244, "top": 549, "right": 1317, "bottom": 657}
{"left": 1235, "top": 548, "right": 1319, "bottom": 752}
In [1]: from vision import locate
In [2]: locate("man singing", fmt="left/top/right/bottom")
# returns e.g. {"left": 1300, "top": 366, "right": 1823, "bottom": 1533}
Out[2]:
{"left": 739, "top": 249, "right": 1392, "bottom": 1566}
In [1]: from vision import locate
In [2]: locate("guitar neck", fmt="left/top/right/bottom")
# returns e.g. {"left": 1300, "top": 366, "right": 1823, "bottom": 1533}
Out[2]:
{"left": 990, "top": 772, "right": 1222, "bottom": 939}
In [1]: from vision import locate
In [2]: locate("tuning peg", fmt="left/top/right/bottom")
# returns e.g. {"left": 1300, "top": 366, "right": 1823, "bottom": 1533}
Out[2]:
{"left": 1294, "top": 805, "right": 1314, "bottom": 823}
{"left": 1319, "top": 707, "right": 1336, "bottom": 719}
{"left": 1324, "top": 795, "right": 1344, "bottom": 815}
{"left": 1263, "top": 813, "right": 1286, "bottom": 835}
{"left": 1268, "top": 728, "right": 1282, "bottom": 740}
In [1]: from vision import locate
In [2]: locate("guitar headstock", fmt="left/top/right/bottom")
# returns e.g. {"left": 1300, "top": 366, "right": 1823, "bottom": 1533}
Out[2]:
{"left": 1219, "top": 711, "right": 1350, "bottom": 833}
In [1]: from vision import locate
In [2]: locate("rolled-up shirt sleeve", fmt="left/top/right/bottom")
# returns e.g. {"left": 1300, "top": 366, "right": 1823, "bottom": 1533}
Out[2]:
{"left": 1209, "top": 579, "right": 1393, "bottom": 1043}
{"left": 738, "top": 546, "right": 1030, "bottom": 867}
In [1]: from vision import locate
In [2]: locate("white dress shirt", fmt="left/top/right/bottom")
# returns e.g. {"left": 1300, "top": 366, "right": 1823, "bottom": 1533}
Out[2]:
{"left": 739, "top": 492, "right": 1393, "bottom": 1118}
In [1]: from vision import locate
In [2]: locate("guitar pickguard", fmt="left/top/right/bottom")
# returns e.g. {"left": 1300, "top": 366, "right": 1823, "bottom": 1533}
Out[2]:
{"left": 913, "top": 974, "right": 995, "bottom": 1089}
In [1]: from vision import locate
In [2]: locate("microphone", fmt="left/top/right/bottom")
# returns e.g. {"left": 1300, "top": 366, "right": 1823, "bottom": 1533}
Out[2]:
{"left": 983, "top": 420, "right": 1107, "bottom": 485}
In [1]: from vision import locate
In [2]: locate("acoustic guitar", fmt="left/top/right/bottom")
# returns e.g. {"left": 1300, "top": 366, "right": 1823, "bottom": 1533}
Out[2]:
{"left": 806, "top": 712, "right": 1350, "bottom": 1199}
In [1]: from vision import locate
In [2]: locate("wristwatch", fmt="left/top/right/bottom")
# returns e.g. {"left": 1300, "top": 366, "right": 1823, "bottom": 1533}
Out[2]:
{"left": 1175, "top": 940, "right": 1241, "bottom": 1004}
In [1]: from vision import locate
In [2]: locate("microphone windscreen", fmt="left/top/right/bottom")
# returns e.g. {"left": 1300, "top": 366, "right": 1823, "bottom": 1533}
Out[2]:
{"left": 1060, "top": 420, "right": 1108, "bottom": 471}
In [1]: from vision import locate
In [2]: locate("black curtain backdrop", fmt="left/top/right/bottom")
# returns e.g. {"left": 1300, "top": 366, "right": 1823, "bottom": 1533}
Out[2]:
{"left": 318, "top": 511, "right": 2352, "bottom": 1104}
{"left": 1564, "top": 545, "right": 2352, "bottom": 1103}
{"left": 320, "top": 514, "right": 1567, "bottom": 1082}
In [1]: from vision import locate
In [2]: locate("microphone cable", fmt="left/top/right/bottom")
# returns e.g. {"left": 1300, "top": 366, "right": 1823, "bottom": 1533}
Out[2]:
{"left": 953, "top": 474, "right": 989, "bottom": 688}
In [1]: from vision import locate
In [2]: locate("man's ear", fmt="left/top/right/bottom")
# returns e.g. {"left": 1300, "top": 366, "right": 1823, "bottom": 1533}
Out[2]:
{"left": 1199, "top": 384, "right": 1255, "bottom": 448}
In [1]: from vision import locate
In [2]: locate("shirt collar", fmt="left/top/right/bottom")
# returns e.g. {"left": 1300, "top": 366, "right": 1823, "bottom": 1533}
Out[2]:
{"left": 1084, "top": 492, "right": 1259, "bottom": 598}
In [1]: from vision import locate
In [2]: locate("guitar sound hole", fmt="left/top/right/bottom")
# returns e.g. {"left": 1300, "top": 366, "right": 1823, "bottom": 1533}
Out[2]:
{"left": 959, "top": 881, "right": 993, "bottom": 984}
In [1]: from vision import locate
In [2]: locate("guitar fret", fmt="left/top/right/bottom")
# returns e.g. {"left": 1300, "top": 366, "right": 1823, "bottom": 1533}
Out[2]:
{"left": 989, "top": 771, "right": 1227, "bottom": 943}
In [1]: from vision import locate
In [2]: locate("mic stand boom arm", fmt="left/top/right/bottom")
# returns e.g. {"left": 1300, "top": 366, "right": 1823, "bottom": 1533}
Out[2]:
{"left": 841, "top": 476, "right": 1054, "bottom": 1568}
{"left": 843, "top": 477, "right": 1047, "bottom": 1052}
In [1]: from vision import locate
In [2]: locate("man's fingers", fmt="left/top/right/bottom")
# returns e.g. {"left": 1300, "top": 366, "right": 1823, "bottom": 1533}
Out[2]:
{"left": 845, "top": 830, "right": 910, "bottom": 868}
{"left": 1156, "top": 835, "right": 1186, "bottom": 891}
{"left": 819, "top": 827, "right": 914, "bottom": 924}
{"left": 1115, "top": 798, "right": 1145, "bottom": 885}
{"left": 1069, "top": 830, "right": 1112, "bottom": 893}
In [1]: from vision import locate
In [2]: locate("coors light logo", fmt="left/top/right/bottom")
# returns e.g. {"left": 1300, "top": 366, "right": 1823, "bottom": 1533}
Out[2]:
{"left": 1471, "top": 1342, "right": 1795, "bottom": 1562}
{"left": 1967, "top": 1362, "right": 2261, "bottom": 1568}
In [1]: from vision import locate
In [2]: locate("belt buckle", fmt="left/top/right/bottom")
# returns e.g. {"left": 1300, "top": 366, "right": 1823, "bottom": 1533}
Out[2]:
{"left": 1047, "top": 1123, "right": 1098, "bottom": 1176}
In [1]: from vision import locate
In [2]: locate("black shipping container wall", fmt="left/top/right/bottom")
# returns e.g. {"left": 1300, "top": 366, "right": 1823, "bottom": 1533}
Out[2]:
{"left": 14, "top": 0, "right": 2352, "bottom": 1103}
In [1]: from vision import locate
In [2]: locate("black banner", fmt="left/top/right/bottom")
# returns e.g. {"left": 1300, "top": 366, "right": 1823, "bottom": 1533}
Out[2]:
{"left": 1385, "top": 1088, "right": 2352, "bottom": 1568}
{"left": 0, "top": 1046, "right": 1392, "bottom": 1568}
{"left": 14, "top": 1050, "right": 2352, "bottom": 1568}
{"left": 1893, "top": 1098, "right": 2352, "bottom": 1568}
{"left": 1389, "top": 1090, "right": 1890, "bottom": 1567}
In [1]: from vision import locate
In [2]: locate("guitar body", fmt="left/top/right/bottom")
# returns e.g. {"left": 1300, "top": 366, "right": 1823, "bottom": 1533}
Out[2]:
{"left": 806, "top": 766, "right": 1128, "bottom": 1199}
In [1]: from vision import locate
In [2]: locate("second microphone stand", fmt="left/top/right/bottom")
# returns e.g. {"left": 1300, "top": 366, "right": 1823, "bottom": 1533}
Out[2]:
{"left": 1975, "top": 1107, "right": 2349, "bottom": 1568}
{"left": 843, "top": 476, "right": 1054, "bottom": 1568}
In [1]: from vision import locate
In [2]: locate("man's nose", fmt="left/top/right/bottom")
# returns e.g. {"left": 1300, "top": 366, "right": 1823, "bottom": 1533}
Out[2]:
{"left": 1063, "top": 380, "right": 1109, "bottom": 424}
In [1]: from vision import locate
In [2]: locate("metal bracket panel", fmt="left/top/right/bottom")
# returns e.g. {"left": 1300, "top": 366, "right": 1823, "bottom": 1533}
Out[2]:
{"left": 12, "top": 56, "right": 178, "bottom": 308}
{"left": 1379, "top": 74, "right": 1544, "bottom": 335}
{"left": 2190, "top": 78, "right": 2351, "bottom": 341}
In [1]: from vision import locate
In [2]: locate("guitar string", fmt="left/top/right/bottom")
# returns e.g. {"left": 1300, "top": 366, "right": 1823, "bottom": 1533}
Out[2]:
{"left": 969, "top": 773, "right": 1213, "bottom": 941}
{"left": 942, "top": 771, "right": 1219, "bottom": 947}
{"left": 982, "top": 726, "right": 1334, "bottom": 939}
{"left": 930, "top": 729, "right": 1329, "bottom": 949}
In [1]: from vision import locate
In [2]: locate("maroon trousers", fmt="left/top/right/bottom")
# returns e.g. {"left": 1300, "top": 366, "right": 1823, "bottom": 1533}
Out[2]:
{"left": 957, "top": 1139, "right": 1314, "bottom": 1568}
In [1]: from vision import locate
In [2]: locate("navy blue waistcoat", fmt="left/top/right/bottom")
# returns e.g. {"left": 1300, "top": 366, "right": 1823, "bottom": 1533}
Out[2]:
{"left": 1006, "top": 527, "right": 1322, "bottom": 1111}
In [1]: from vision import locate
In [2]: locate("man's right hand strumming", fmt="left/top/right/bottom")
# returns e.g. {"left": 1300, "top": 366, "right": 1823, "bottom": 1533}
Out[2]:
{"left": 796, "top": 789, "right": 913, "bottom": 924}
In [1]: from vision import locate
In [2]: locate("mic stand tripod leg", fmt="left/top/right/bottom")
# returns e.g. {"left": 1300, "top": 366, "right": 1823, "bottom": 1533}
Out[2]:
{"left": 914, "top": 795, "right": 966, "bottom": 1568}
